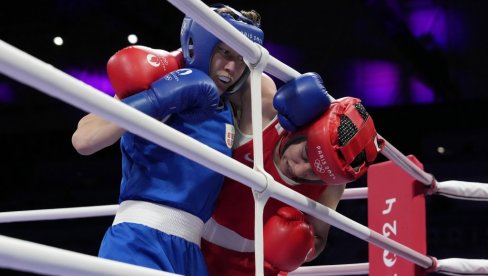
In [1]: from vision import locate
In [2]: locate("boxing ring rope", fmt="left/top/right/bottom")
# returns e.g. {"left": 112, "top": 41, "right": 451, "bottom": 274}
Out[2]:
{"left": 0, "top": 181, "right": 481, "bottom": 224}
{"left": 0, "top": 0, "right": 487, "bottom": 274}
{"left": 290, "top": 263, "right": 370, "bottom": 276}
{"left": 340, "top": 180, "right": 488, "bottom": 201}
{"left": 0, "top": 189, "right": 367, "bottom": 224}
{"left": 0, "top": 235, "right": 178, "bottom": 276}
{"left": 0, "top": 203, "right": 487, "bottom": 275}
{"left": 0, "top": 205, "right": 119, "bottom": 223}
{"left": 337, "top": 180, "right": 488, "bottom": 201}
{"left": 379, "top": 138, "right": 435, "bottom": 186}
{"left": 289, "top": 259, "right": 488, "bottom": 276}
{"left": 2, "top": 178, "right": 486, "bottom": 223}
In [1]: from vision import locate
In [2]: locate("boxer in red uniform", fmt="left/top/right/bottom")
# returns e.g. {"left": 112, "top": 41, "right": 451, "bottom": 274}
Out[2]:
{"left": 202, "top": 70, "right": 385, "bottom": 275}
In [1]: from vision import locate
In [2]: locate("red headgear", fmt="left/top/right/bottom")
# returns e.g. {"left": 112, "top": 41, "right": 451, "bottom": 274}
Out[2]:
{"left": 279, "top": 97, "right": 384, "bottom": 185}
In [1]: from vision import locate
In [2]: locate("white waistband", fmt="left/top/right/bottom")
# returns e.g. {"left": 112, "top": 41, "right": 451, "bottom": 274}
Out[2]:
{"left": 113, "top": 200, "right": 203, "bottom": 246}
{"left": 202, "top": 217, "right": 255, "bottom": 252}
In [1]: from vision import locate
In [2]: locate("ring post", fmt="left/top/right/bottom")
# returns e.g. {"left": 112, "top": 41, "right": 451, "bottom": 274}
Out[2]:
{"left": 368, "top": 155, "right": 428, "bottom": 276}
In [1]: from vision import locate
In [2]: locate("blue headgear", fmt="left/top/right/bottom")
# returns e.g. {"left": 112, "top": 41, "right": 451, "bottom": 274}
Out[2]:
{"left": 180, "top": 4, "right": 264, "bottom": 94}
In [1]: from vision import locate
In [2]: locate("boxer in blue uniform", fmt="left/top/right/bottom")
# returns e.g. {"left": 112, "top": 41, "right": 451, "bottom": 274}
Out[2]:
{"left": 72, "top": 5, "right": 263, "bottom": 275}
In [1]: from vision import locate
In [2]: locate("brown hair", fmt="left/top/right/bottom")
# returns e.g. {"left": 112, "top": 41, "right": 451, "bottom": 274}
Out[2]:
{"left": 215, "top": 5, "right": 261, "bottom": 27}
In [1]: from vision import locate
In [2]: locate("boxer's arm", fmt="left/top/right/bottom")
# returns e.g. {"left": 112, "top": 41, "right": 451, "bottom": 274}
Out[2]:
{"left": 305, "top": 183, "right": 346, "bottom": 261}
{"left": 72, "top": 68, "right": 220, "bottom": 155}
{"left": 72, "top": 46, "right": 185, "bottom": 156}
{"left": 261, "top": 73, "right": 278, "bottom": 125}
{"left": 72, "top": 110, "right": 125, "bottom": 156}
{"left": 229, "top": 73, "right": 277, "bottom": 134}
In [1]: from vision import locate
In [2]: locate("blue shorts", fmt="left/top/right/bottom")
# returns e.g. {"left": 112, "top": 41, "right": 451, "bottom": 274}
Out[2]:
{"left": 98, "top": 222, "right": 208, "bottom": 276}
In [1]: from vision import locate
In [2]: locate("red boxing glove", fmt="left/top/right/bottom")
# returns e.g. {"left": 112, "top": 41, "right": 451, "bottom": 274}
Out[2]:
{"left": 264, "top": 207, "right": 315, "bottom": 272}
{"left": 107, "top": 46, "right": 183, "bottom": 99}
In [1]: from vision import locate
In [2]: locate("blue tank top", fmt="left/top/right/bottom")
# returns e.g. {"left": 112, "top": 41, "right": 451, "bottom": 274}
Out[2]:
{"left": 118, "top": 101, "right": 233, "bottom": 221}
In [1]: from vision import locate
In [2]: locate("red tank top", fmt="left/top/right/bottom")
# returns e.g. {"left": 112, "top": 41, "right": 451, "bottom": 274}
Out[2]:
{"left": 212, "top": 119, "right": 328, "bottom": 239}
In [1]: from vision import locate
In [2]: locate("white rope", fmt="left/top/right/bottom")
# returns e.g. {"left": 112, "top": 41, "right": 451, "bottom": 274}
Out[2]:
{"left": 287, "top": 259, "right": 488, "bottom": 276}
{"left": 341, "top": 187, "right": 368, "bottom": 200}
{"left": 288, "top": 263, "right": 369, "bottom": 275}
{"left": 379, "top": 138, "right": 435, "bottom": 186}
{"left": 436, "top": 258, "right": 488, "bottom": 276}
{"left": 435, "top": 180, "right": 488, "bottom": 201}
{"left": 0, "top": 234, "right": 179, "bottom": 276}
{"left": 0, "top": 186, "right": 366, "bottom": 224}
{"left": 330, "top": 180, "right": 488, "bottom": 202}
{"left": 248, "top": 42, "right": 271, "bottom": 276}
{"left": 0, "top": 205, "right": 118, "bottom": 223}
{"left": 328, "top": 180, "right": 488, "bottom": 201}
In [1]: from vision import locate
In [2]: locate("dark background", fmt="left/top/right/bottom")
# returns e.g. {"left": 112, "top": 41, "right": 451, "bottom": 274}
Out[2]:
{"left": 1, "top": 0, "right": 487, "bottom": 275}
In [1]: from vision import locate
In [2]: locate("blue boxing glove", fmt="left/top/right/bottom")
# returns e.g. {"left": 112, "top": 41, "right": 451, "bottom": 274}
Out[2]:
{"left": 122, "top": 68, "right": 219, "bottom": 123}
{"left": 273, "top": 72, "right": 331, "bottom": 132}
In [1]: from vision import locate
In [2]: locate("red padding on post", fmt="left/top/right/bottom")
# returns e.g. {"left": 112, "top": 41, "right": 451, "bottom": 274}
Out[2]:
{"left": 367, "top": 155, "right": 427, "bottom": 276}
